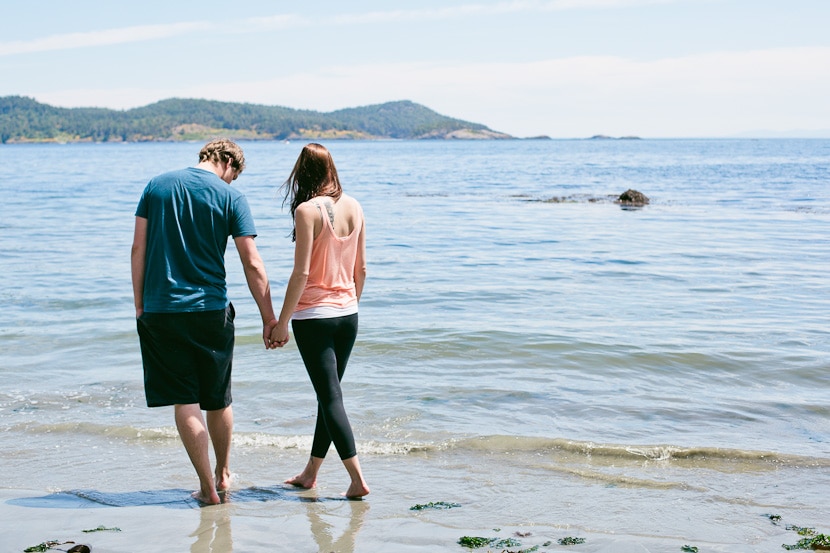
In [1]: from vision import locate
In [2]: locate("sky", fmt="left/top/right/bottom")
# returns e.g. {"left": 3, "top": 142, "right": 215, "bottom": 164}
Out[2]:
{"left": 2, "top": 0, "right": 829, "bottom": 138}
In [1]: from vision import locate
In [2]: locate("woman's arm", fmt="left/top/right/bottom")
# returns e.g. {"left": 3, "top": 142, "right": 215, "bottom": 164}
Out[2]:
{"left": 354, "top": 215, "right": 367, "bottom": 301}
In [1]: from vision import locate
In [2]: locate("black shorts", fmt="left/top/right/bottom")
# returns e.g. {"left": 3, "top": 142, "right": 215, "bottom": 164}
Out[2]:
{"left": 137, "top": 304, "right": 235, "bottom": 410}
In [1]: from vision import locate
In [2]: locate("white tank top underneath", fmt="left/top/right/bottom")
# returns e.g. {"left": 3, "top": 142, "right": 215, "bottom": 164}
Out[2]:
{"left": 291, "top": 303, "right": 358, "bottom": 321}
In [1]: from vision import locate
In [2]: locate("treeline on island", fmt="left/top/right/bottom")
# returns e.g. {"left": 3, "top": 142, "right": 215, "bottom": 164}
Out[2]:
{"left": 0, "top": 96, "right": 512, "bottom": 143}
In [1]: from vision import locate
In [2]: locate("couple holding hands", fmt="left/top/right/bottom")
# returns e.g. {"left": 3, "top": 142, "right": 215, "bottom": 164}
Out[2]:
{"left": 131, "top": 139, "right": 369, "bottom": 504}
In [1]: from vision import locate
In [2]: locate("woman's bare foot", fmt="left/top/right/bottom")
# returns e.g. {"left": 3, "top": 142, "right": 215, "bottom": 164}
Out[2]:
{"left": 286, "top": 456, "right": 324, "bottom": 489}
{"left": 343, "top": 482, "right": 370, "bottom": 499}
{"left": 285, "top": 472, "right": 317, "bottom": 489}
{"left": 341, "top": 455, "right": 369, "bottom": 499}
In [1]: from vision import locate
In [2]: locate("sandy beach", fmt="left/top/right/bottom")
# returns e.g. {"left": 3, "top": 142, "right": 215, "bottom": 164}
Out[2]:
{"left": 4, "top": 435, "right": 828, "bottom": 553}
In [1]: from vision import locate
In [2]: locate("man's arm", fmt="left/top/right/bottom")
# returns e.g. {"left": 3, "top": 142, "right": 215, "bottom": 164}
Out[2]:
{"left": 270, "top": 203, "right": 316, "bottom": 347}
{"left": 131, "top": 216, "right": 148, "bottom": 318}
{"left": 233, "top": 235, "right": 278, "bottom": 348}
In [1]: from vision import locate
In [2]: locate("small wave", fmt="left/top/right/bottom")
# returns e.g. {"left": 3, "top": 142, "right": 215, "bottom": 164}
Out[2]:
{"left": 232, "top": 431, "right": 438, "bottom": 456}
{"left": 18, "top": 422, "right": 179, "bottom": 441}
{"left": 232, "top": 432, "right": 311, "bottom": 449}
{"left": 20, "top": 423, "right": 444, "bottom": 456}
{"left": 230, "top": 432, "right": 830, "bottom": 469}
{"left": 546, "top": 466, "right": 706, "bottom": 491}
{"left": 16, "top": 421, "right": 828, "bottom": 472}
{"left": 445, "top": 436, "right": 830, "bottom": 470}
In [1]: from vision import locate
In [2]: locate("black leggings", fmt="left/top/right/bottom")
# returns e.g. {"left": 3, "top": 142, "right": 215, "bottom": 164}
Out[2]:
{"left": 291, "top": 314, "right": 358, "bottom": 460}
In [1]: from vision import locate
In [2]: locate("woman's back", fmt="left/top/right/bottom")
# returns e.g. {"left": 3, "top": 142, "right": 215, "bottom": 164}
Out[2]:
{"left": 311, "top": 193, "right": 362, "bottom": 239}
{"left": 294, "top": 193, "right": 366, "bottom": 313}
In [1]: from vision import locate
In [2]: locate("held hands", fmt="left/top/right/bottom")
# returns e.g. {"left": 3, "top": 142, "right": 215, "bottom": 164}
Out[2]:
{"left": 263, "top": 319, "right": 290, "bottom": 349}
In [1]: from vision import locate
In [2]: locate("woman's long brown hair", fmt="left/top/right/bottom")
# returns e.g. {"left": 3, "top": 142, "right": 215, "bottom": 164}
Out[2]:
{"left": 281, "top": 143, "right": 342, "bottom": 241}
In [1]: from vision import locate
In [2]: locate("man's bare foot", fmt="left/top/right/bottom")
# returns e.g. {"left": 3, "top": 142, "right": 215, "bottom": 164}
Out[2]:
{"left": 343, "top": 482, "right": 370, "bottom": 499}
{"left": 216, "top": 469, "right": 232, "bottom": 492}
{"left": 285, "top": 472, "right": 317, "bottom": 489}
{"left": 191, "top": 489, "right": 221, "bottom": 505}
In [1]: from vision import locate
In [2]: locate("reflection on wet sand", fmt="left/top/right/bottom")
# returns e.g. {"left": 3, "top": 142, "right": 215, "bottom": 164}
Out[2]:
{"left": 192, "top": 504, "right": 233, "bottom": 553}
{"left": 306, "top": 498, "right": 369, "bottom": 553}
{"left": 188, "top": 486, "right": 368, "bottom": 552}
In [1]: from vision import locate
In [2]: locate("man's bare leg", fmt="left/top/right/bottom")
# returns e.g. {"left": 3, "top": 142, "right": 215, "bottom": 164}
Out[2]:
{"left": 206, "top": 406, "right": 233, "bottom": 493}
{"left": 285, "top": 456, "right": 324, "bottom": 489}
{"left": 342, "top": 455, "right": 370, "bottom": 499}
{"left": 175, "top": 404, "right": 221, "bottom": 505}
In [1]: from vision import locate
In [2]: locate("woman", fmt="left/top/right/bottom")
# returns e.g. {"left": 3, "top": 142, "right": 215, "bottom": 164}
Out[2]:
{"left": 271, "top": 143, "right": 370, "bottom": 499}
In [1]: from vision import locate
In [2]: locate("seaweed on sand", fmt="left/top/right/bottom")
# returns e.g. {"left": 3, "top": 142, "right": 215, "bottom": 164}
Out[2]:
{"left": 82, "top": 525, "right": 121, "bottom": 533}
{"left": 410, "top": 501, "right": 462, "bottom": 510}
{"left": 458, "top": 531, "right": 584, "bottom": 551}
{"left": 782, "top": 533, "right": 830, "bottom": 550}
{"left": 24, "top": 542, "right": 60, "bottom": 553}
{"left": 457, "top": 536, "right": 522, "bottom": 549}
{"left": 23, "top": 524, "right": 119, "bottom": 552}
{"left": 24, "top": 541, "right": 76, "bottom": 552}
{"left": 776, "top": 520, "right": 830, "bottom": 550}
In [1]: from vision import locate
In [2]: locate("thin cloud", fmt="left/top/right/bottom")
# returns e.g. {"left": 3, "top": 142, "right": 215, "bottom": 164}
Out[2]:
{"left": 542, "top": 0, "right": 679, "bottom": 8}
{"left": 36, "top": 45, "right": 827, "bottom": 137}
{"left": 325, "top": 0, "right": 683, "bottom": 25}
{"left": 83, "top": 45, "right": 821, "bottom": 137}
{"left": 240, "top": 14, "right": 306, "bottom": 31}
{"left": 1, "top": 0, "right": 689, "bottom": 55}
{"left": 327, "top": 4, "right": 526, "bottom": 25}
{"left": 0, "top": 21, "right": 213, "bottom": 56}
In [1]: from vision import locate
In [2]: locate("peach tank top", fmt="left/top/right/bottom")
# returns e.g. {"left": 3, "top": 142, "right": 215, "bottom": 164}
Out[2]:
{"left": 293, "top": 198, "right": 362, "bottom": 318}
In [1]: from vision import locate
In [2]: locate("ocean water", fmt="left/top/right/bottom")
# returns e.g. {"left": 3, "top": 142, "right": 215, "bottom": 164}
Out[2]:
{"left": 1, "top": 138, "right": 829, "bottom": 552}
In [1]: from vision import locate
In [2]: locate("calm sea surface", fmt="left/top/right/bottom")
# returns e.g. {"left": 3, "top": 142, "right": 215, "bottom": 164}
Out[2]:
{"left": 1, "top": 139, "right": 828, "bottom": 552}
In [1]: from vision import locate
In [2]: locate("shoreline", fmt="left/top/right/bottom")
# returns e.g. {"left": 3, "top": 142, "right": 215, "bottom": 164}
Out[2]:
{"left": 3, "top": 449, "right": 828, "bottom": 553}
{"left": 3, "top": 487, "right": 822, "bottom": 553}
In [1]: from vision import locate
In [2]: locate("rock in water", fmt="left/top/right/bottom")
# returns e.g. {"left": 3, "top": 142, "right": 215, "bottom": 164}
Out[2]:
{"left": 617, "top": 189, "right": 649, "bottom": 205}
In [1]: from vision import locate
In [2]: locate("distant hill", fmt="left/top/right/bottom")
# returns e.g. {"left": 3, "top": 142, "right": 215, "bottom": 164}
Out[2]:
{"left": 0, "top": 96, "right": 512, "bottom": 143}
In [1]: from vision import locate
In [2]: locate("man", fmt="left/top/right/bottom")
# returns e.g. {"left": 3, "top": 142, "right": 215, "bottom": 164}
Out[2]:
{"left": 131, "top": 138, "right": 277, "bottom": 504}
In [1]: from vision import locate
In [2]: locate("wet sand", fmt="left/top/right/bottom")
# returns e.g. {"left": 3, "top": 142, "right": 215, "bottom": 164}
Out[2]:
{"left": 3, "top": 445, "right": 827, "bottom": 553}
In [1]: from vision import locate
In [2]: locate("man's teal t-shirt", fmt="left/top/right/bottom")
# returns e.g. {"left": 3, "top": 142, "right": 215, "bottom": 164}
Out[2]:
{"left": 135, "top": 167, "right": 257, "bottom": 313}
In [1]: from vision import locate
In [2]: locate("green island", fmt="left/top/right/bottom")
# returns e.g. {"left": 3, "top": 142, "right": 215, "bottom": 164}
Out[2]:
{"left": 0, "top": 96, "right": 514, "bottom": 143}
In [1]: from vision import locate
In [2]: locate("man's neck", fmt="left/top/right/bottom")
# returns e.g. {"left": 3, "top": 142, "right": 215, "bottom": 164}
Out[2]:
{"left": 196, "top": 160, "right": 223, "bottom": 178}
